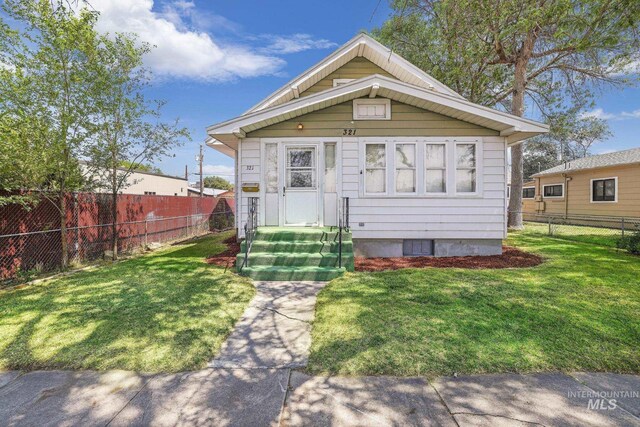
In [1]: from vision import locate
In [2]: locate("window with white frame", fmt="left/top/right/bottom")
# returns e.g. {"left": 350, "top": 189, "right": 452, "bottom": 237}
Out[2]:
{"left": 264, "top": 143, "right": 278, "bottom": 193}
{"left": 365, "top": 143, "right": 386, "bottom": 194}
{"left": 592, "top": 178, "right": 616, "bottom": 202}
{"left": 522, "top": 187, "right": 535, "bottom": 199}
{"left": 543, "top": 184, "right": 563, "bottom": 198}
{"left": 353, "top": 99, "right": 391, "bottom": 120}
{"left": 425, "top": 144, "right": 446, "bottom": 193}
{"left": 324, "top": 143, "right": 337, "bottom": 193}
{"left": 455, "top": 143, "right": 476, "bottom": 193}
{"left": 395, "top": 143, "right": 416, "bottom": 193}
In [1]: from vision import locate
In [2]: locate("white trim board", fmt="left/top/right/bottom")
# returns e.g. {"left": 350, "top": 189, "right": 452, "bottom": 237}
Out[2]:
{"left": 590, "top": 176, "right": 618, "bottom": 203}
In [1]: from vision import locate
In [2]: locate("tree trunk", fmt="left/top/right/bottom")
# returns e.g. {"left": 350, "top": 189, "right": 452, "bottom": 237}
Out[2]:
{"left": 507, "top": 57, "right": 527, "bottom": 229}
{"left": 59, "top": 192, "right": 69, "bottom": 268}
{"left": 111, "top": 163, "right": 118, "bottom": 260}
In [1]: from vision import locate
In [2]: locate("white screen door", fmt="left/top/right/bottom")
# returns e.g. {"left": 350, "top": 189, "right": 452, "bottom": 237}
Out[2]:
{"left": 283, "top": 145, "right": 319, "bottom": 226}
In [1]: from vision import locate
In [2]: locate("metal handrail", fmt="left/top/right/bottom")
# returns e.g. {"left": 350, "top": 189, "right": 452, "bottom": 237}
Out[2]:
{"left": 241, "top": 197, "right": 259, "bottom": 270}
{"left": 337, "top": 197, "right": 349, "bottom": 269}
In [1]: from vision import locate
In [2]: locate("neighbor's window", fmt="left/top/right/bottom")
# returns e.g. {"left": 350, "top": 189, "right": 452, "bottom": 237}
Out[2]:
{"left": 522, "top": 187, "right": 535, "bottom": 199}
{"left": 425, "top": 144, "right": 446, "bottom": 193}
{"left": 265, "top": 143, "right": 278, "bottom": 193}
{"left": 592, "top": 178, "right": 616, "bottom": 202}
{"left": 395, "top": 143, "right": 416, "bottom": 193}
{"left": 455, "top": 143, "right": 476, "bottom": 193}
{"left": 324, "top": 143, "right": 336, "bottom": 193}
{"left": 543, "top": 184, "right": 563, "bottom": 198}
{"left": 365, "top": 143, "right": 386, "bottom": 194}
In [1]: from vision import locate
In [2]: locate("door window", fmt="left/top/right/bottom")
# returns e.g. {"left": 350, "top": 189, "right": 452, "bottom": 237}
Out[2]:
{"left": 286, "top": 147, "right": 316, "bottom": 188}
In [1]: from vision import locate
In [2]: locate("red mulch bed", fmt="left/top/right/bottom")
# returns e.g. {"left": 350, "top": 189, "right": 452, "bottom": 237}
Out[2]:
{"left": 355, "top": 246, "right": 543, "bottom": 272}
{"left": 206, "top": 235, "right": 240, "bottom": 268}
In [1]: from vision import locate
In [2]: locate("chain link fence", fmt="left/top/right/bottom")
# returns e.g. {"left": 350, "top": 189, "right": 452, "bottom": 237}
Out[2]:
{"left": 1, "top": 193, "right": 235, "bottom": 283}
{"left": 516, "top": 211, "right": 640, "bottom": 249}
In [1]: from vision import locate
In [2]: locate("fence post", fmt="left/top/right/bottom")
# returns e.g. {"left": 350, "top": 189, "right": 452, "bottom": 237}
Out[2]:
{"left": 621, "top": 218, "right": 625, "bottom": 239}
{"left": 144, "top": 220, "right": 148, "bottom": 248}
{"left": 548, "top": 217, "right": 552, "bottom": 236}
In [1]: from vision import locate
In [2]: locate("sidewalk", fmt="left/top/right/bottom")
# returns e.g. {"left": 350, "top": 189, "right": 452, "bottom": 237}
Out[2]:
{"left": 1, "top": 369, "right": 638, "bottom": 426}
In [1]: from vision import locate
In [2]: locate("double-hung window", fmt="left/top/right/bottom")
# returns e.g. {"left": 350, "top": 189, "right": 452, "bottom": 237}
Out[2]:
{"left": 395, "top": 143, "right": 416, "bottom": 193}
{"left": 425, "top": 144, "right": 446, "bottom": 193}
{"left": 365, "top": 143, "right": 387, "bottom": 194}
{"left": 592, "top": 178, "right": 616, "bottom": 202}
{"left": 455, "top": 143, "right": 476, "bottom": 193}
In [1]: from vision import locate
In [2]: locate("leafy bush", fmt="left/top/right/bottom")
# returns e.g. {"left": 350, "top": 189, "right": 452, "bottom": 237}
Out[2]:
{"left": 618, "top": 229, "right": 640, "bottom": 255}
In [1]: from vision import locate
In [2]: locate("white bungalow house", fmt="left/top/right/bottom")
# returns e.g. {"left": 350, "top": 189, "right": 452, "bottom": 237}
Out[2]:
{"left": 206, "top": 33, "right": 548, "bottom": 270}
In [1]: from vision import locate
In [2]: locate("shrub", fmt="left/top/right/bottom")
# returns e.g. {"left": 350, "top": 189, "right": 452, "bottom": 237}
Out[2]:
{"left": 618, "top": 229, "right": 640, "bottom": 255}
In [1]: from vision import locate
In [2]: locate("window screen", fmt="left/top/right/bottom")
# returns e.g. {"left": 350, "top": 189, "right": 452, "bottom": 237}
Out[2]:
{"left": 543, "top": 184, "right": 563, "bottom": 197}
{"left": 522, "top": 187, "right": 535, "bottom": 199}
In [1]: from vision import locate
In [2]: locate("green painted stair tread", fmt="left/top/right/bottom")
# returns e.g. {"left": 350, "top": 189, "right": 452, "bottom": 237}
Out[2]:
{"left": 255, "top": 227, "right": 352, "bottom": 242}
{"left": 239, "top": 266, "right": 347, "bottom": 281}
{"left": 242, "top": 240, "right": 353, "bottom": 254}
{"left": 237, "top": 252, "right": 354, "bottom": 269}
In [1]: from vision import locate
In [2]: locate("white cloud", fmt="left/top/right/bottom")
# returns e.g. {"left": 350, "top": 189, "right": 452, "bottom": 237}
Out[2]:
{"left": 88, "top": 0, "right": 283, "bottom": 80}
{"left": 202, "top": 164, "right": 234, "bottom": 177}
{"left": 580, "top": 108, "right": 616, "bottom": 120}
{"left": 581, "top": 108, "right": 640, "bottom": 121}
{"left": 260, "top": 33, "right": 337, "bottom": 54}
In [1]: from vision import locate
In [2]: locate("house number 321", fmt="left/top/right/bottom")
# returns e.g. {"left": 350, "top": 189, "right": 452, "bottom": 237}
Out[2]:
{"left": 342, "top": 129, "right": 357, "bottom": 136}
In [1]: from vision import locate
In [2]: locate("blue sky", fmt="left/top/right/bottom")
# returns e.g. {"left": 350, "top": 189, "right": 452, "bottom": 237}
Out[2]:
{"left": 82, "top": 1, "right": 640, "bottom": 180}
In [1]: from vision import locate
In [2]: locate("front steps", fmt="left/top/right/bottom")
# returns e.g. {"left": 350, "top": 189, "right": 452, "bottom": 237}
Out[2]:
{"left": 238, "top": 227, "right": 354, "bottom": 281}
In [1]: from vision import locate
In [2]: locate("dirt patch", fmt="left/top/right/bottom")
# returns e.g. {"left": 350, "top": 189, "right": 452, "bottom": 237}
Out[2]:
{"left": 355, "top": 246, "right": 543, "bottom": 272}
{"left": 206, "top": 235, "right": 240, "bottom": 269}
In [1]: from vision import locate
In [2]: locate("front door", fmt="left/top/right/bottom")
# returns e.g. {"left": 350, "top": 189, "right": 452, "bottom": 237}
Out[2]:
{"left": 282, "top": 144, "right": 319, "bottom": 226}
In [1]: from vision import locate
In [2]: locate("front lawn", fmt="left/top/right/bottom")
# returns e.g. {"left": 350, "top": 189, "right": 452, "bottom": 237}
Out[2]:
{"left": 307, "top": 231, "right": 640, "bottom": 377}
{"left": 0, "top": 231, "right": 254, "bottom": 372}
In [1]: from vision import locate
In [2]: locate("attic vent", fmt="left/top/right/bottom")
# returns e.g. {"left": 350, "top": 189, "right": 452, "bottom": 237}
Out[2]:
{"left": 333, "top": 79, "right": 355, "bottom": 87}
{"left": 353, "top": 98, "right": 391, "bottom": 120}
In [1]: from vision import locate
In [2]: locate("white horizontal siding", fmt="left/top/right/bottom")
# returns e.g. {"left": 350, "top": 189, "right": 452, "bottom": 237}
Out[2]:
{"left": 238, "top": 139, "right": 261, "bottom": 237}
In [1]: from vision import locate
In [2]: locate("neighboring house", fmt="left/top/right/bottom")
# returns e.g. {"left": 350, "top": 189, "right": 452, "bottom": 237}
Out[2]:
{"left": 206, "top": 34, "right": 548, "bottom": 257}
{"left": 85, "top": 164, "right": 189, "bottom": 196}
{"left": 187, "top": 187, "right": 228, "bottom": 197}
{"left": 522, "top": 147, "right": 640, "bottom": 218}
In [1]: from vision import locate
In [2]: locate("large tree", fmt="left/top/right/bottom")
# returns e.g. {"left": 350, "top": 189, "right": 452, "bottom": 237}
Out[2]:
{"left": 0, "top": 0, "right": 105, "bottom": 266}
{"left": 203, "top": 176, "right": 234, "bottom": 191}
{"left": 376, "top": 0, "right": 640, "bottom": 228}
{"left": 86, "top": 33, "right": 189, "bottom": 260}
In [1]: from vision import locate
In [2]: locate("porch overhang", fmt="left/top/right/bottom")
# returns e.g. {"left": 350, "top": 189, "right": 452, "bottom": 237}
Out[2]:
{"left": 205, "top": 136, "right": 236, "bottom": 158}
{"left": 207, "top": 75, "right": 549, "bottom": 145}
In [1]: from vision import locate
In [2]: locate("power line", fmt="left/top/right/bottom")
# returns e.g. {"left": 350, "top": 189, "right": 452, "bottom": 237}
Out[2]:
{"left": 369, "top": 0, "right": 383, "bottom": 22}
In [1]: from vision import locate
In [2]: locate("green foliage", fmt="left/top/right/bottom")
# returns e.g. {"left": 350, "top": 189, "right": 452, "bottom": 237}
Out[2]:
{"left": 118, "top": 160, "right": 163, "bottom": 175}
{"left": 204, "top": 176, "right": 233, "bottom": 190}
{"left": 0, "top": 232, "right": 255, "bottom": 372}
{"left": 618, "top": 229, "right": 640, "bottom": 254}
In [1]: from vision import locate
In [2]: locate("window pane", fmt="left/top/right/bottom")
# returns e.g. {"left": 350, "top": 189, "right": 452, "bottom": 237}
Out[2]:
{"left": 425, "top": 144, "right": 445, "bottom": 168}
{"left": 604, "top": 180, "right": 615, "bottom": 197}
{"left": 288, "top": 149, "right": 313, "bottom": 167}
{"left": 456, "top": 144, "right": 476, "bottom": 168}
{"left": 366, "top": 144, "right": 386, "bottom": 168}
{"left": 395, "top": 144, "right": 415, "bottom": 168}
{"left": 396, "top": 170, "right": 415, "bottom": 193}
{"left": 365, "top": 169, "right": 385, "bottom": 193}
{"left": 426, "top": 169, "right": 446, "bottom": 193}
{"left": 523, "top": 188, "right": 535, "bottom": 199}
{"left": 324, "top": 144, "right": 336, "bottom": 193}
{"left": 456, "top": 169, "right": 476, "bottom": 193}
{"left": 287, "top": 169, "right": 314, "bottom": 188}
{"left": 265, "top": 143, "right": 278, "bottom": 193}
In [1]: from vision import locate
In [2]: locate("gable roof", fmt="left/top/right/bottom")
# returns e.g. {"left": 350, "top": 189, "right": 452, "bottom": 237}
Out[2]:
{"left": 533, "top": 147, "right": 640, "bottom": 177}
{"left": 245, "top": 33, "right": 464, "bottom": 113}
{"left": 207, "top": 74, "right": 548, "bottom": 150}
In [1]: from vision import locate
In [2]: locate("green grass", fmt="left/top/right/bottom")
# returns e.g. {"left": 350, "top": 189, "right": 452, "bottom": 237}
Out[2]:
{"left": 524, "top": 221, "right": 622, "bottom": 248}
{"left": 0, "top": 231, "right": 254, "bottom": 373}
{"left": 307, "top": 230, "right": 640, "bottom": 377}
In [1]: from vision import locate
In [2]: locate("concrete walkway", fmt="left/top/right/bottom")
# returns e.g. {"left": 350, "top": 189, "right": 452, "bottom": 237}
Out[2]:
{"left": 209, "top": 281, "right": 327, "bottom": 369}
{"left": 1, "top": 369, "right": 638, "bottom": 426}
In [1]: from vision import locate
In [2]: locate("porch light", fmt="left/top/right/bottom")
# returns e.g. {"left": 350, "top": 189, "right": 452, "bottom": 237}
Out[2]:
{"left": 297, "top": 123, "right": 304, "bottom": 130}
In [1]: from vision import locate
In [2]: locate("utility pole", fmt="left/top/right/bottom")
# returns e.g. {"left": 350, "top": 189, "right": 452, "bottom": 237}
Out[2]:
{"left": 197, "top": 145, "right": 204, "bottom": 197}
{"left": 185, "top": 164, "right": 188, "bottom": 180}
